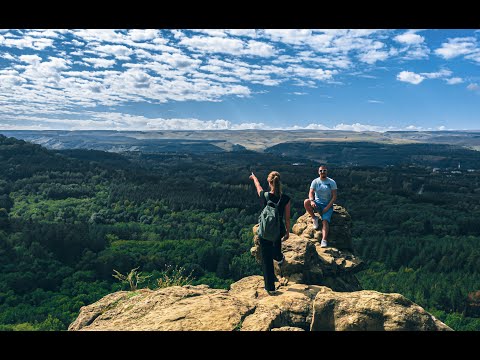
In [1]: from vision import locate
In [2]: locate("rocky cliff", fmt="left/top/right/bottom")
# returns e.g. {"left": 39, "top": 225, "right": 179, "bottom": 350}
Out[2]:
{"left": 69, "top": 206, "right": 451, "bottom": 331}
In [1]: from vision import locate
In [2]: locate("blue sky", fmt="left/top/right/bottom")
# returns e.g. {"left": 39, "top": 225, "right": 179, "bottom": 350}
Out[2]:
{"left": 0, "top": 29, "right": 479, "bottom": 131}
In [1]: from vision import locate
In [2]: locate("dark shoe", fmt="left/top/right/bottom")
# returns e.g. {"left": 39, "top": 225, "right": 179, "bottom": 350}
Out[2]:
{"left": 265, "top": 288, "right": 278, "bottom": 296}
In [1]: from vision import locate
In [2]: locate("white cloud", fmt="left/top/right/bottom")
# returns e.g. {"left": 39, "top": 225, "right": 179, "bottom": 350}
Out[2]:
{"left": 231, "top": 122, "right": 269, "bottom": 129}
{"left": 346, "top": 29, "right": 384, "bottom": 37}
{"left": 406, "top": 125, "right": 424, "bottom": 130}
{"left": 421, "top": 69, "right": 452, "bottom": 79}
{"left": 70, "top": 29, "right": 126, "bottom": 43}
{"left": 446, "top": 77, "right": 463, "bottom": 85}
{"left": 0, "top": 35, "right": 54, "bottom": 50}
{"left": 84, "top": 58, "right": 116, "bottom": 68}
{"left": 292, "top": 79, "right": 317, "bottom": 87}
{"left": 226, "top": 29, "right": 257, "bottom": 38}
{"left": 0, "top": 110, "right": 456, "bottom": 132}
{"left": 71, "top": 39, "right": 85, "bottom": 46}
{"left": 20, "top": 57, "right": 70, "bottom": 85}
{"left": 307, "top": 33, "right": 335, "bottom": 52}
{"left": 0, "top": 69, "right": 26, "bottom": 87}
{"left": 71, "top": 29, "right": 174, "bottom": 54}
{"left": 397, "top": 71, "right": 425, "bottom": 84}
{"left": 467, "top": 83, "right": 479, "bottom": 91}
{"left": 333, "top": 122, "right": 391, "bottom": 132}
{"left": 94, "top": 44, "right": 133, "bottom": 60}
{"left": 402, "top": 46, "right": 430, "bottom": 60}
{"left": 179, "top": 35, "right": 276, "bottom": 57}
{"left": 292, "top": 51, "right": 352, "bottom": 69}
{"left": 190, "top": 29, "right": 228, "bottom": 37}
{"left": 19, "top": 54, "right": 42, "bottom": 64}
{"left": 394, "top": 32, "right": 425, "bottom": 45}
{"left": 145, "top": 118, "right": 234, "bottom": 130}
{"left": 368, "top": 100, "right": 383, "bottom": 103}
{"left": 287, "top": 65, "right": 337, "bottom": 81}
{"left": 127, "top": 29, "right": 159, "bottom": 42}
{"left": 0, "top": 52, "right": 15, "bottom": 60}
{"left": 263, "top": 29, "right": 313, "bottom": 44}
{"left": 244, "top": 40, "right": 276, "bottom": 57}
{"left": 179, "top": 36, "right": 242, "bottom": 54}
{"left": 435, "top": 37, "right": 477, "bottom": 59}
{"left": 302, "top": 123, "right": 331, "bottom": 130}
{"left": 358, "top": 50, "right": 389, "bottom": 64}
{"left": 397, "top": 68, "right": 455, "bottom": 86}
{"left": 465, "top": 51, "right": 480, "bottom": 63}
{"left": 171, "top": 30, "right": 186, "bottom": 39}
{"left": 26, "top": 29, "right": 64, "bottom": 38}
{"left": 152, "top": 52, "right": 201, "bottom": 70}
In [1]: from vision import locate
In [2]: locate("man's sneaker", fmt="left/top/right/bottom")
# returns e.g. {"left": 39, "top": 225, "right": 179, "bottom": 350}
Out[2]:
{"left": 265, "top": 288, "right": 278, "bottom": 296}
{"left": 320, "top": 239, "right": 328, "bottom": 248}
{"left": 312, "top": 216, "right": 320, "bottom": 230}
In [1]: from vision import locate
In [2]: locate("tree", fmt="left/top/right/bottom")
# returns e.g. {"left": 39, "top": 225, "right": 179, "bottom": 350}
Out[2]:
{"left": 0, "top": 208, "right": 9, "bottom": 230}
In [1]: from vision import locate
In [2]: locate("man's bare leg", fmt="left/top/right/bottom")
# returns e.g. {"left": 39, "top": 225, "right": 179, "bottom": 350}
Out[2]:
{"left": 303, "top": 198, "right": 316, "bottom": 218}
{"left": 322, "top": 220, "right": 329, "bottom": 241}
{"left": 304, "top": 199, "right": 321, "bottom": 230}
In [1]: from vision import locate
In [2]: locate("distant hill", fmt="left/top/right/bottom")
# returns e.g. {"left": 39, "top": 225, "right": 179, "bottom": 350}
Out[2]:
{"left": 1, "top": 129, "right": 480, "bottom": 154}
{"left": 0, "top": 130, "right": 242, "bottom": 153}
{"left": 265, "top": 141, "right": 480, "bottom": 168}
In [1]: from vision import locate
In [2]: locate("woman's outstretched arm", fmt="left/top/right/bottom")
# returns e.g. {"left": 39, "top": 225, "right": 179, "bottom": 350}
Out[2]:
{"left": 249, "top": 172, "right": 263, "bottom": 197}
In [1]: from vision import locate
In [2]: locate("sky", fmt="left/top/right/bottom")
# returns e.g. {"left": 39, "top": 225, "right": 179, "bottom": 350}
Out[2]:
{"left": 0, "top": 29, "right": 479, "bottom": 132}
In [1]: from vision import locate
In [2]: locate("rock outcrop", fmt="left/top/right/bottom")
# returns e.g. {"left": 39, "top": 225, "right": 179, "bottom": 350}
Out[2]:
{"left": 292, "top": 204, "right": 353, "bottom": 250}
{"left": 251, "top": 205, "right": 363, "bottom": 291}
{"left": 70, "top": 275, "right": 450, "bottom": 331}
{"left": 311, "top": 287, "right": 451, "bottom": 331}
{"left": 70, "top": 206, "right": 452, "bottom": 331}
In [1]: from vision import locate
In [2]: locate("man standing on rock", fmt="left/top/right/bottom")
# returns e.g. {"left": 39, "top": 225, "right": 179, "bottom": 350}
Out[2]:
{"left": 303, "top": 165, "right": 337, "bottom": 248}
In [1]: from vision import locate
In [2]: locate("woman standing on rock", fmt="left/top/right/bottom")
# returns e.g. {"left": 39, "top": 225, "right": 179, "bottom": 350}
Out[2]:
{"left": 249, "top": 171, "right": 291, "bottom": 295}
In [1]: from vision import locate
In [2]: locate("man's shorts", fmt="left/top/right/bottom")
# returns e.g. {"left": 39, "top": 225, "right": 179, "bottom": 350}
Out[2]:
{"left": 314, "top": 200, "right": 333, "bottom": 223}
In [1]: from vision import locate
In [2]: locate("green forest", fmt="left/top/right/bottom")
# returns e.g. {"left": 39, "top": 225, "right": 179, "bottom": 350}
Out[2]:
{"left": 0, "top": 134, "right": 479, "bottom": 331}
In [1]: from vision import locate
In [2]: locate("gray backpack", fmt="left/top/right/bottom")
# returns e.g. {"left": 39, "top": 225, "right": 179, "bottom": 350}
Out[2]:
{"left": 257, "top": 192, "right": 282, "bottom": 242}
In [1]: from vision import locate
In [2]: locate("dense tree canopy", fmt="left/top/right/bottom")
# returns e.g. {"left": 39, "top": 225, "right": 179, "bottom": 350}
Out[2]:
{"left": 0, "top": 134, "right": 479, "bottom": 330}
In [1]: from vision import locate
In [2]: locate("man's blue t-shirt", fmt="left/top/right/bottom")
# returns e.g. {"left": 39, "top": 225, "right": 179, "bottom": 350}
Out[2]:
{"left": 310, "top": 177, "right": 337, "bottom": 203}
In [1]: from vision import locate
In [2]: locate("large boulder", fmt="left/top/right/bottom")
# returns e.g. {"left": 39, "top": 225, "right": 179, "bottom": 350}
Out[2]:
{"left": 292, "top": 204, "right": 352, "bottom": 250}
{"left": 69, "top": 284, "right": 253, "bottom": 331}
{"left": 69, "top": 276, "right": 451, "bottom": 331}
{"left": 70, "top": 276, "right": 324, "bottom": 331}
{"left": 311, "top": 287, "right": 451, "bottom": 331}
{"left": 251, "top": 224, "right": 364, "bottom": 291}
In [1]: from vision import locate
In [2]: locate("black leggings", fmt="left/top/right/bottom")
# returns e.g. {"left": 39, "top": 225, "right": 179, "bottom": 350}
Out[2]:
{"left": 259, "top": 227, "right": 285, "bottom": 291}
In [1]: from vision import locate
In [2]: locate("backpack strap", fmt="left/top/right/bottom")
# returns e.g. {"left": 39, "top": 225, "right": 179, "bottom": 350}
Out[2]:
{"left": 263, "top": 191, "right": 270, "bottom": 204}
{"left": 275, "top": 194, "right": 283, "bottom": 207}
{"left": 264, "top": 191, "right": 282, "bottom": 207}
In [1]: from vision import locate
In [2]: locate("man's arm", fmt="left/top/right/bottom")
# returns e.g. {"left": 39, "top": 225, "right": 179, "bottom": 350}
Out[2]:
{"left": 323, "top": 189, "right": 337, "bottom": 213}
